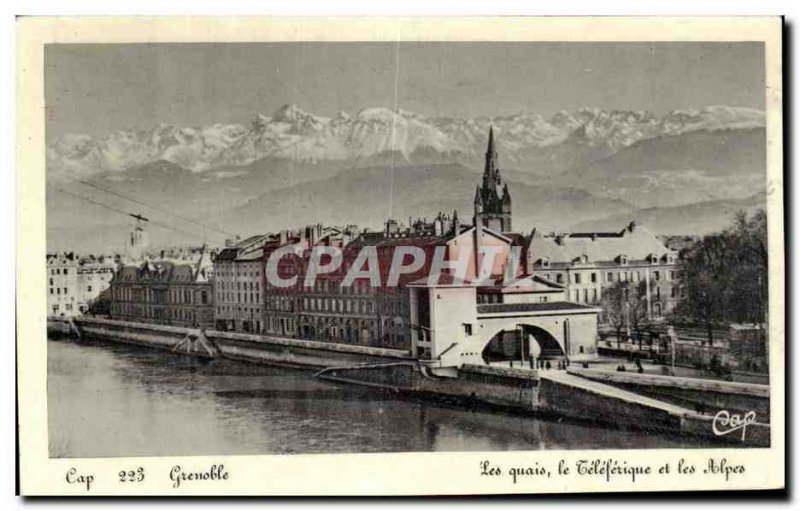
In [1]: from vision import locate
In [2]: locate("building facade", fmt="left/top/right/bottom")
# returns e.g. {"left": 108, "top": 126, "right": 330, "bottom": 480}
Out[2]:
{"left": 47, "top": 253, "right": 80, "bottom": 317}
{"left": 47, "top": 252, "right": 117, "bottom": 317}
{"left": 213, "top": 234, "right": 271, "bottom": 333}
{"left": 109, "top": 247, "right": 214, "bottom": 328}
{"left": 525, "top": 222, "right": 679, "bottom": 320}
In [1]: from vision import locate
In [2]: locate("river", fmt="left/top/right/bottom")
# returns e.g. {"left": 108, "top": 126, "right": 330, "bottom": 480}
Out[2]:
{"left": 47, "top": 337, "right": 713, "bottom": 458}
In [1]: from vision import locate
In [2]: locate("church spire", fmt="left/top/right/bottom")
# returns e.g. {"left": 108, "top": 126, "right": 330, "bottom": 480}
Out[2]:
{"left": 474, "top": 126, "right": 512, "bottom": 233}
{"left": 484, "top": 125, "right": 498, "bottom": 180}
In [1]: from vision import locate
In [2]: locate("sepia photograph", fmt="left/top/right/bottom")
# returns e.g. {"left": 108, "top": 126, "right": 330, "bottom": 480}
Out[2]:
{"left": 16, "top": 16, "right": 785, "bottom": 496}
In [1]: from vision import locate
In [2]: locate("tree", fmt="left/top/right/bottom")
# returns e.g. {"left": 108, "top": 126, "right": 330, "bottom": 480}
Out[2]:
{"left": 627, "top": 281, "right": 650, "bottom": 351}
{"left": 601, "top": 281, "right": 627, "bottom": 348}
{"left": 601, "top": 280, "right": 649, "bottom": 349}
{"left": 674, "top": 209, "right": 768, "bottom": 344}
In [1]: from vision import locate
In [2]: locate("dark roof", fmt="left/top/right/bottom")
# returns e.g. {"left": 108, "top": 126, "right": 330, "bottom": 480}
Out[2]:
{"left": 113, "top": 259, "right": 202, "bottom": 284}
{"left": 568, "top": 232, "right": 623, "bottom": 238}
{"left": 407, "top": 272, "right": 476, "bottom": 287}
{"left": 347, "top": 232, "right": 450, "bottom": 250}
{"left": 214, "top": 248, "right": 240, "bottom": 261}
{"left": 503, "top": 232, "right": 527, "bottom": 246}
{"left": 477, "top": 302, "right": 598, "bottom": 314}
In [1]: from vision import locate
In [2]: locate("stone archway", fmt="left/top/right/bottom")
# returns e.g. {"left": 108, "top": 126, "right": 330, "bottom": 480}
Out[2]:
{"left": 522, "top": 324, "right": 565, "bottom": 359}
{"left": 481, "top": 324, "right": 565, "bottom": 363}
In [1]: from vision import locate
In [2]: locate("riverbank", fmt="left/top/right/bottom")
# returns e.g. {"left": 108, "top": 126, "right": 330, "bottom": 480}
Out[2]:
{"left": 48, "top": 316, "right": 769, "bottom": 447}
{"left": 48, "top": 336, "right": 718, "bottom": 457}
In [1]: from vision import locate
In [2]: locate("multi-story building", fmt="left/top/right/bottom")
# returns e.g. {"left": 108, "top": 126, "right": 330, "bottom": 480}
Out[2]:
{"left": 109, "top": 246, "right": 214, "bottom": 328}
{"left": 75, "top": 255, "right": 117, "bottom": 314}
{"left": 47, "top": 253, "right": 80, "bottom": 317}
{"left": 47, "top": 252, "right": 117, "bottom": 317}
{"left": 525, "top": 223, "right": 679, "bottom": 319}
{"left": 213, "top": 234, "right": 273, "bottom": 333}
{"left": 261, "top": 224, "right": 374, "bottom": 341}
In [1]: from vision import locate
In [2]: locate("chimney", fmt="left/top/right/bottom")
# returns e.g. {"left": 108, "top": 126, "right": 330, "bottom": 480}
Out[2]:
{"left": 433, "top": 216, "right": 443, "bottom": 236}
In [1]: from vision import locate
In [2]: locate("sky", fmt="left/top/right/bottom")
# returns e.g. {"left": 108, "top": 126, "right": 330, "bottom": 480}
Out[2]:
{"left": 45, "top": 42, "right": 765, "bottom": 139}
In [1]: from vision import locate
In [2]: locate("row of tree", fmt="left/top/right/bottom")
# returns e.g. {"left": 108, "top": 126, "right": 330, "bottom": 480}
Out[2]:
{"left": 600, "top": 209, "right": 768, "bottom": 346}
{"left": 674, "top": 209, "right": 768, "bottom": 344}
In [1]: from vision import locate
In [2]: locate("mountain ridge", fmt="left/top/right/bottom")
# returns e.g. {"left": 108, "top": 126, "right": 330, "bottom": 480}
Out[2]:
{"left": 48, "top": 104, "right": 765, "bottom": 179}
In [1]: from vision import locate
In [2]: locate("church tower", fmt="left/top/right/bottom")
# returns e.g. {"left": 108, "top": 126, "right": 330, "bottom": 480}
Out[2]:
{"left": 473, "top": 126, "right": 512, "bottom": 232}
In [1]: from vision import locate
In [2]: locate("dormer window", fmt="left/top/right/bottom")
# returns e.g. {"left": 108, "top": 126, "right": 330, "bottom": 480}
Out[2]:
{"left": 540, "top": 257, "right": 550, "bottom": 268}
{"left": 618, "top": 254, "right": 629, "bottom": 266}
{"left": 580, "top": 254, "right": 589, "bottom": 264}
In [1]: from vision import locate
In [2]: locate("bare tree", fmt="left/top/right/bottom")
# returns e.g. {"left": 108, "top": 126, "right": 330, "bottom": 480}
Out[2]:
{"left": 628, "top": 281, "right": 650, "bottom": 351}
{"left": 601, "top": 281, "right": 627, "bottom": 348}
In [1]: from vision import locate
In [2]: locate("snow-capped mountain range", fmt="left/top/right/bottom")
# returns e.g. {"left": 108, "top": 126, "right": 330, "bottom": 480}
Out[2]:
{"left": 47, "top": 104, "right": 765, "bottom": 179}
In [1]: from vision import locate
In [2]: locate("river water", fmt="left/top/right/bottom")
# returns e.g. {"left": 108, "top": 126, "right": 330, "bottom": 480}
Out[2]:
{"left": 47, "top": 337, "right": 712, "bottom": 458}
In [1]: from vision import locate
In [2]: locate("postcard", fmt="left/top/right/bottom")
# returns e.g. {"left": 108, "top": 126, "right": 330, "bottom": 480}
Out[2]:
{"left": 16, "top": 16, "right": 784, "bottom": 495}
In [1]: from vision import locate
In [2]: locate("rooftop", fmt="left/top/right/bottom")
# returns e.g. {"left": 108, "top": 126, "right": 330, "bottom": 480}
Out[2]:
{"left": 477, "top": 302, "right": 599, "bottom": 314}
{"left": 528, "top": 222, "right": 675, "bottom": 264}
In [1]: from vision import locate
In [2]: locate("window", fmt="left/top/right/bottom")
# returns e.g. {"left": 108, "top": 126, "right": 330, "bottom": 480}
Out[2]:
{"left": 607, "top": 272, "right": 614, "bottom": 282}
{"left": 463, "top": 323, "right": 473, "bottom": 336}
{"left": 64, "top": 269, "right": 68, "bottom": 275}
{"left": 654, "top": 271, "right": 661, "bottom": 281}
{"left": 556, "top": 273, "right": 564, "bottom": 284}
{"left": 574, "top": 273, "right": 581, "bottom": 284}
{"left": 87, "top": 285, "right": 92, "bottom": 292}
{"left": 49, "top": 288, "right": 53, "bottom": 294}
{"left": 590, "top": 273, "right": 597, "bottom": 283}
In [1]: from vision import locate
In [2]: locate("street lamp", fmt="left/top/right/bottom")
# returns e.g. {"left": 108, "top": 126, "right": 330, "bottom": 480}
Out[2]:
{"left": 625, "top": 301, "right": 631, "bottom": 347}
{"left": 667, "top": 325, "right": 676, "bottom": 376}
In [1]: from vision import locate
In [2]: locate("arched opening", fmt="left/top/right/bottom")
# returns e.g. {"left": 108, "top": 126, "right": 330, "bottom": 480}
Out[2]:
{"left": 481, "top": 324, "right": 564, "bottom": 364}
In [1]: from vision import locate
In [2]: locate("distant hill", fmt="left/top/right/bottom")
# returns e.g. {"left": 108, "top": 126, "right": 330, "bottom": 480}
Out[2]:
{"left": 544, "top": 127, "right": 765, "bottom": 209}
{"left": 568, "top": 193, "right": 767, "bottom": 235}
{"left": 220, "top": 163, "right": 636, "bottom": 237}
